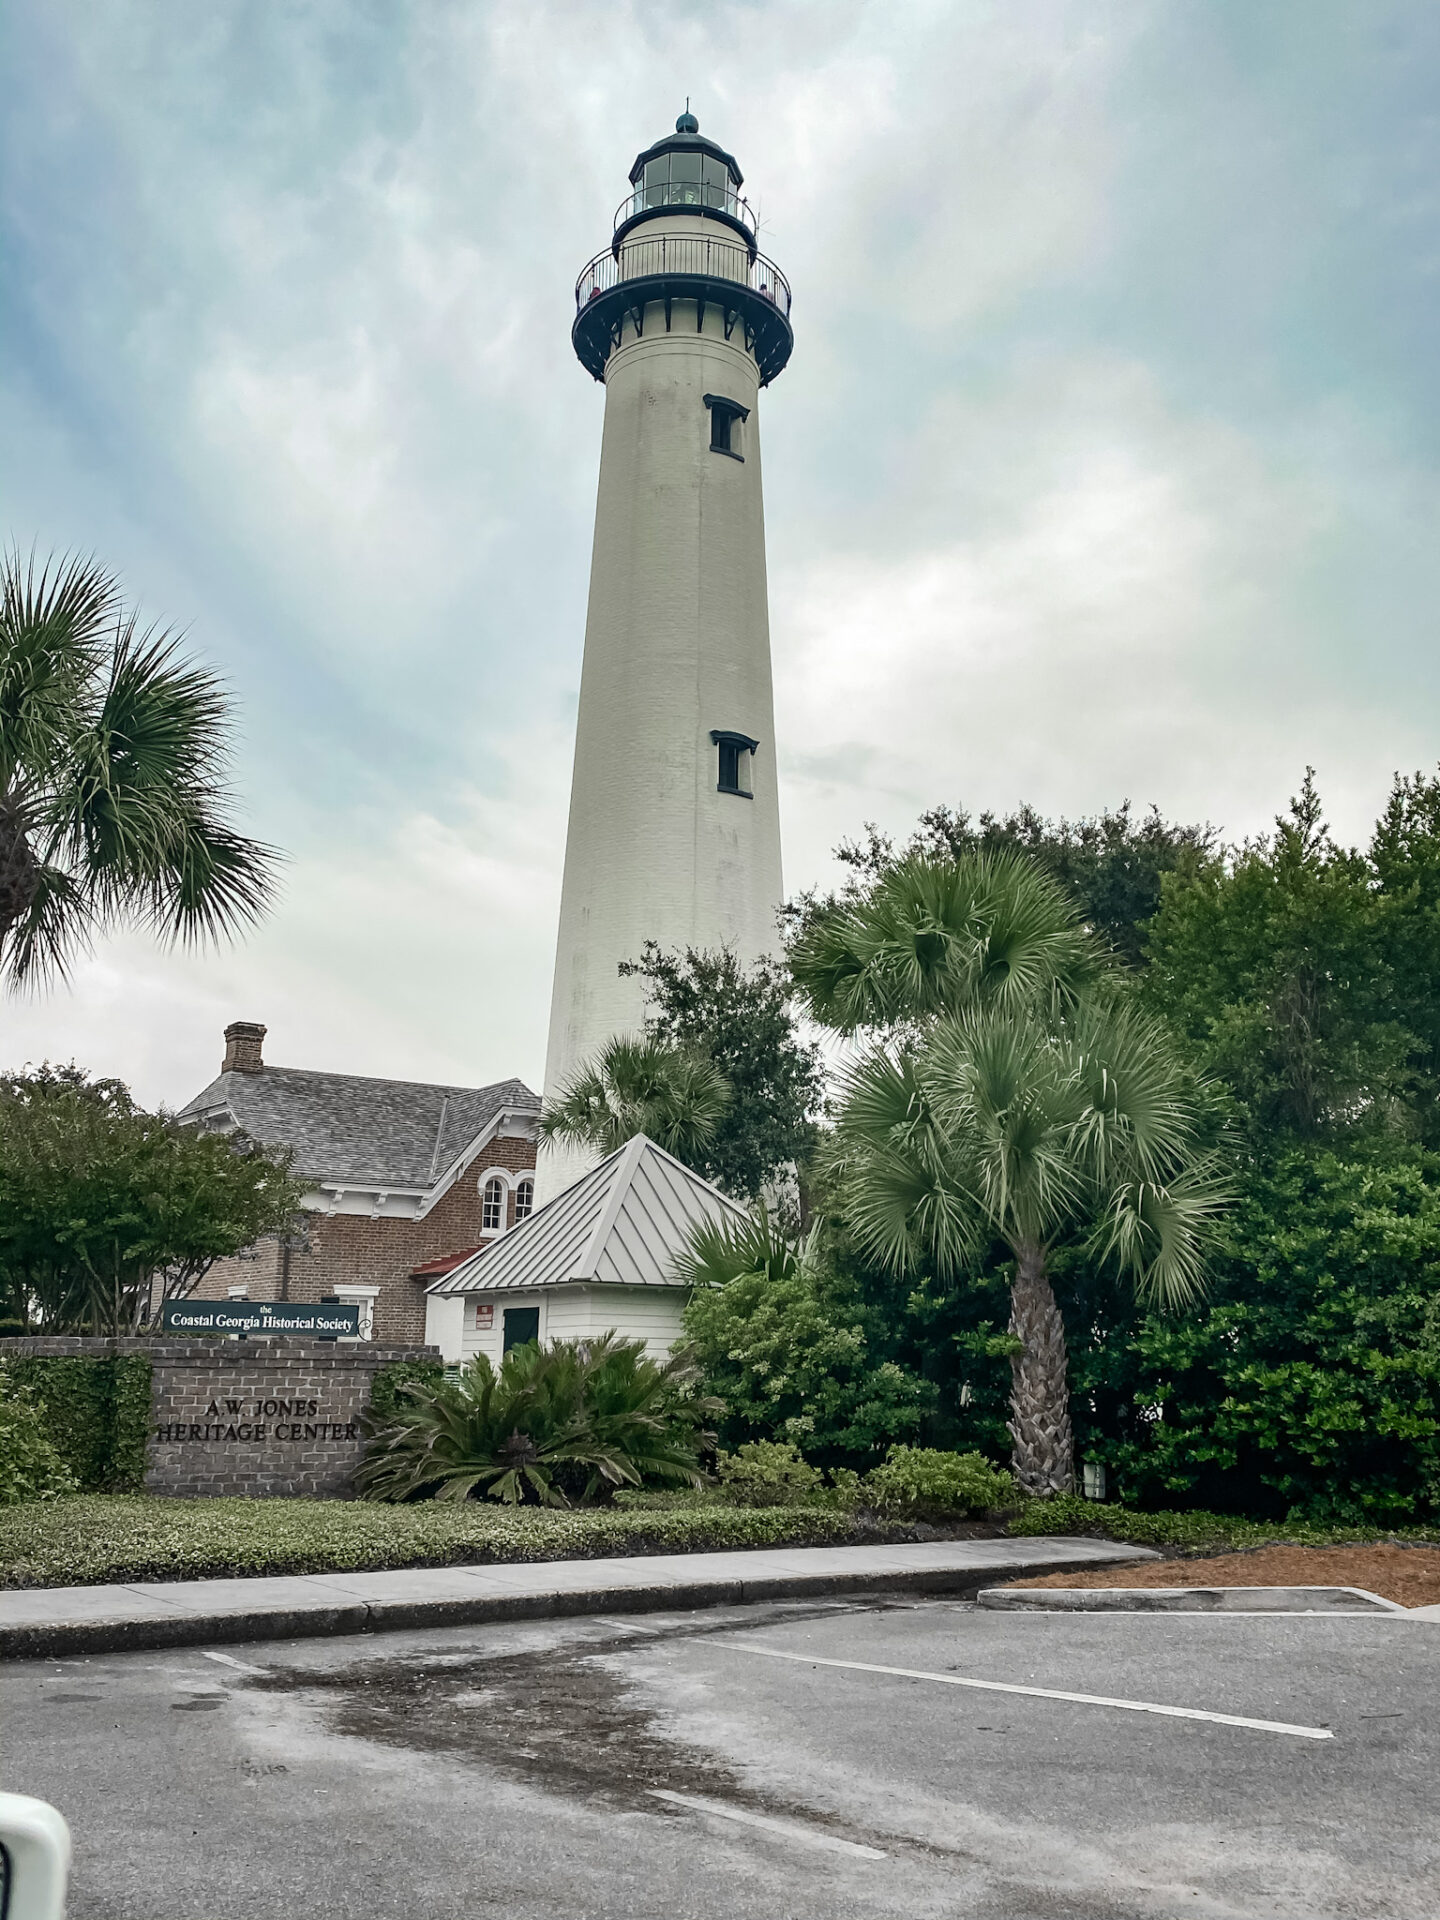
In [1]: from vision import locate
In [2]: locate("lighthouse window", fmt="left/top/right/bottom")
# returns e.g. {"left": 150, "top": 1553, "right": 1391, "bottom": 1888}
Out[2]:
{"left": 712, "top": 729, "right": 758, "bottom": 798}
{"left": 642, "top": 151, "right": 736, "bottom": 213}
{"left": 704, "top": 392, "right": 749, "bottom": 460}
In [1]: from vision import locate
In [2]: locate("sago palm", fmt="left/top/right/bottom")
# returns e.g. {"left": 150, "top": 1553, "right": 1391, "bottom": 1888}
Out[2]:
{"left": 357, "top": 1333, "right": 718, "bottom": 1506}
{"left": 833, "top": 989, "right": 1227, "bottom": 1495}
{"left": 0, "top": 549, "right": 277, "bottom": 987}
{"left": 539, "top": 1032, "right": 731, "bottom": 1168}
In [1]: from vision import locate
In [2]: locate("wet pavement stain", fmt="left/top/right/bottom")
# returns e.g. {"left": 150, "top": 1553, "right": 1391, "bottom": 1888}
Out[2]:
{"left": 235, "top": 1602, "right": 983, "bottom": 1865}
{"left": 247, "top": 1637, "right": 745, "bottom": 1812}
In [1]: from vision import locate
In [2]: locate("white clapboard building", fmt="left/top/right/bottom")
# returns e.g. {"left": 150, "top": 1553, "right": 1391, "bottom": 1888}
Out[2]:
{"left": 423, "top": 1134, "right": 744, "bottom": 1365}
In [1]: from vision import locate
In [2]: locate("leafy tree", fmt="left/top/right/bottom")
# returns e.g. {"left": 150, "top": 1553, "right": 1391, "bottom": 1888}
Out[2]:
{"left": 1144, "top": 772, "right": 1419, "bottom": 1139}
{"left": 793, "top": 849, "right": 1226, "bottom": 1496}
{"left": 358, "top": 1334, "right": 718, "bottom": 1506}
{"left": 792, "top": 800, "right": 1212, "bottom": 968}
{"left": 1371, "top": 769, "right": 1440, "bottom": 1144}
{"left": 679, "top": 1209, "right": 933, "bottom": 1464}
{"left": 1067, "top": 1147, "right": 1440, "bottom": 1523}
{"left": 621, "top": 942, "right": 824, "bottom": 1197}
{"left": 1, "top": 549, "right": 278, "bottom": 988}
{"left": 538, "top": 1033, "right": 731, "bottom": 1168}
{"left": 0, "top": 1065, "right": 303, "bottom": 1333}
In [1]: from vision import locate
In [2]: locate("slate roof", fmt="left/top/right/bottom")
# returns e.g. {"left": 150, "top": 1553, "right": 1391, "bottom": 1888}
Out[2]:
{"left": 429, "top": 1134, "right": 745, "bottom": 1294}
{"left": 178, "top": 1067, "right": 540, "bottom": 1191}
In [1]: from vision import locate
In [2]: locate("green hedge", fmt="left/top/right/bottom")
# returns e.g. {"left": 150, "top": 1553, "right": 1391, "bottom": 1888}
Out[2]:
{"left": 0, "top": 1495, "right": 864, "bottom": 1588}
{"left": 1008, "top": 1494, "right": 1440, "bottom": 1556}
{"left": 366, "top": 1360, "right": 446, "bottom": 1425}
{"left": 0, "top": 1357, "right": 152, "bottom": 1493}
{"left": 0, "top": 1386, "right": 77, "bottom": 1505}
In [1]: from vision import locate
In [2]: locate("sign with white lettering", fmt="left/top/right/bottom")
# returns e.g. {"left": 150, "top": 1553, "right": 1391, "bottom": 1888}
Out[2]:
{"left": 160, "top": 1301, "right": 362, "bottom": 1337}
{"left": 474, "top": 1303, "right": 494, "bottom": 1328}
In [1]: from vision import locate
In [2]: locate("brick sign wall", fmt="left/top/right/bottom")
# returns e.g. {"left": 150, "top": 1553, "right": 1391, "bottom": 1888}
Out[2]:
{"left": 6, "top": 1337, "right": 440, "bottom": 1499}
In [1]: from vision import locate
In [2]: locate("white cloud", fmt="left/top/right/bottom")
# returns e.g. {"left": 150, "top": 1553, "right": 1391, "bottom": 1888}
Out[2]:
{"left": 4, "top": 0, "right": 1438, "bottom": 1105}
{"left": 772, "top": 353, "right": 1430, "bottom": 883}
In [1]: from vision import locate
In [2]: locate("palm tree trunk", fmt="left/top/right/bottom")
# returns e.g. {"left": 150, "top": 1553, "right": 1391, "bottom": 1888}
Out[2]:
{"left": 1007, "top": 1244, "right": 1076, "bottom": 1497}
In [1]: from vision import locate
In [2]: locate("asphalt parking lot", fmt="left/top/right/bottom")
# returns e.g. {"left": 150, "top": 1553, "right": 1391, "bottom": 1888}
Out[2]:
{"left": 5, "top": 1595, "right": 1436, "bottom": 1919}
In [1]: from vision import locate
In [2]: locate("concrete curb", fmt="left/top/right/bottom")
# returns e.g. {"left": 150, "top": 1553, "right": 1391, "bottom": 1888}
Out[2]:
{"left": 978, "top": 1584, "right": 1407, "bottom": 1615}
{"left": 0, "top": 1537, "right": 1157, "bottom": 1660}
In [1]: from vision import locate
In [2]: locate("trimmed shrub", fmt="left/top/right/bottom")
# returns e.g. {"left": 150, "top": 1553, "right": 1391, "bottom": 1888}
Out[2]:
{"left": 682, "top": 1221, "right": 932, "bottom": 1464}
{"left": 0, "top": 1383, "right": 78, "bottom": 1505}
{"left": 715, "top": 1441, "right": 827, "bottom": 1507}
{"left": 862, "top": 1447, "right": 1014, "bottom": 1518}
{"left": 0, "top": 1356, "right": 152, "bottom": 1492}
{"left": 0, "top": 1495, "right": 863, "bottom": 1588}
{"left": 1007, "top": 1495, "right": 1440, "bottom": 1556}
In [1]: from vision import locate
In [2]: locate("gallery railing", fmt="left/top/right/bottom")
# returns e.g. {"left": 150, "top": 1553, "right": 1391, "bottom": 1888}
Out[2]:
{"left": 574, "top": 241, "right": 792, "bottom": 320}
{"left": 613, "top": 182, "right": 757, "bottom": 234}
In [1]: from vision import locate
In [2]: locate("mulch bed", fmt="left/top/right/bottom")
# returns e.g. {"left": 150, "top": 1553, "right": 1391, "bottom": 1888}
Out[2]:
{"left": 1004, "top": 1543, "right": 1440, "bottom": 1608}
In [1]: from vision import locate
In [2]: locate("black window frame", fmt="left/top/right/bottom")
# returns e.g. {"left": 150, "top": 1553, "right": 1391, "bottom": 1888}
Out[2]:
{"left": 711, "top": 728, "right": 759, "bottom": 798}
{"left": 703, "top": 392, "right": 749, "bottom": 461}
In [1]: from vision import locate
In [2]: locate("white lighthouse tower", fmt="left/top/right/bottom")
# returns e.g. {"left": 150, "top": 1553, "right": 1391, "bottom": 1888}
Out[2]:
{"left": 539, "top": 111, "right": 794, "bottom": 1195}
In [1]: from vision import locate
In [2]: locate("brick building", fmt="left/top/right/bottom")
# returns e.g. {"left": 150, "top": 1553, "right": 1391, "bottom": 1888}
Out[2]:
{"left": 179, "top": 1022, "right": 540, "bottom": 1345}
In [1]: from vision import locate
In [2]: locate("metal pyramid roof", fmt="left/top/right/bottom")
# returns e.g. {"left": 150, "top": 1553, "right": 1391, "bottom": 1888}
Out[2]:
{"left": 427, "top": 1134, "right": 746, "bottom": 1294}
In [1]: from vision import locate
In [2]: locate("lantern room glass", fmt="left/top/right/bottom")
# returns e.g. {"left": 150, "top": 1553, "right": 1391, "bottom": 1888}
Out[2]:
{"left": 642, "top": 151, "right": 737, "bottom": 214}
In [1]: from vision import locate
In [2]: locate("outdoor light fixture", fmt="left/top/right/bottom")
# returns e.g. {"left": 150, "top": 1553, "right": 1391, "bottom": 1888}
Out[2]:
{"left": 1082, "top": 1460, "right": 1108, "bottom": 1502}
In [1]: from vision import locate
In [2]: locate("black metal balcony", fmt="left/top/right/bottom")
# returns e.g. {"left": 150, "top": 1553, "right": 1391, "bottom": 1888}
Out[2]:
{"left": 573, "top": 237, "right": 793, "bottom": 387}
{"left": 612, "top": 181, "right": 758, "bottom": 256}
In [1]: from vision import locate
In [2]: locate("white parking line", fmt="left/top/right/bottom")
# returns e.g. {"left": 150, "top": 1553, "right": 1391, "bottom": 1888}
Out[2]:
{"left": 201, "top": 1650, "right": 268, "bottom": 1676}
{"left": 648, "top": 1789, "right": 886, "bottom": 1858}
{"left": 709, "top": 1641, "right": 1334, "bottom": 1741}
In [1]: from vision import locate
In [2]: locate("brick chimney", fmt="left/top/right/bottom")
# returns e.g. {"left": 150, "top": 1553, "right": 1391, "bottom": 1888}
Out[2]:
{"left": 222, "top": 1021, "right": 266, "bottom": 1074}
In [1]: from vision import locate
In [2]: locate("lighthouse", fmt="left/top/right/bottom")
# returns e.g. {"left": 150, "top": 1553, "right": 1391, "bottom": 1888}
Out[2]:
{"left": 538, "top": 111, "right": 794, "bottom": 1196}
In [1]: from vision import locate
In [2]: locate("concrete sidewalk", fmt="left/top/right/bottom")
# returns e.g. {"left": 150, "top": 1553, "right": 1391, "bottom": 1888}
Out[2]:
{"left": 0, "top": 1535, "right": 1155, "bottom": 1660}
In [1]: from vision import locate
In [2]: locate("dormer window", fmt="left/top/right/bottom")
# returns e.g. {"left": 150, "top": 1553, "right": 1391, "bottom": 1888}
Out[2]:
{"left": 712, "top": 729, "right": 759, "bottom": 798}
{"left": 703, "top": 393, "right": 748, "bottom": 460}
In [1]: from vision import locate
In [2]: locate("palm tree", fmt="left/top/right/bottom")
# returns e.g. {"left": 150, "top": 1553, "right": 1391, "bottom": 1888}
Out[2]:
{"left": 833, "top": 989, "right": 1227, "bottom": 1496}
{"left": 539, "top": 1033, "right": 731, "bottom": 1168}
{"left": 1, "top": 549, "right": 278, "bottom": 987}
{"left": 791, "top": 848, "right": 1226, "bottom": 1497}
{"left": 788, "top": 847, "right": 1100, "bottom": 1035}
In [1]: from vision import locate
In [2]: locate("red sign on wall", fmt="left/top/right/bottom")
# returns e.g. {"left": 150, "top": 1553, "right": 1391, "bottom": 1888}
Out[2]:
{"left": 473, "top": 1303, "right": 494, "bottom": 1329}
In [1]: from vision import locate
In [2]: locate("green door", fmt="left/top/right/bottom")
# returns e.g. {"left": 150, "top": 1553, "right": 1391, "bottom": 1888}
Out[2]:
{"left": 502, "top": 1306, "right": 541, "bottom": 1353}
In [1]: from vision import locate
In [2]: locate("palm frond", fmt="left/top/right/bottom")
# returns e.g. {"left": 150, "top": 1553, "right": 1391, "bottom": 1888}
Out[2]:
{"left": 789, "top": 846, "right": 1100, "bottom": 1033}
{"left": 0, "top": 549, "right": 119, "bottom": 790}
{"left": 540, "top": 1033, "right": 731, "bottom": 1165}
{"left": 0, "top": 859, "right": 94, "bottom": 988}
{"left": 1093, "top": 1160, "right": 1231, "bottom": 1308}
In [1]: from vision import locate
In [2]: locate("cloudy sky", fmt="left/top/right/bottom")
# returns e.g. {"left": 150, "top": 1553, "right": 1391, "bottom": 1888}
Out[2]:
{"left": 3, "top": 1, "right": 1437, "bottom": 1108}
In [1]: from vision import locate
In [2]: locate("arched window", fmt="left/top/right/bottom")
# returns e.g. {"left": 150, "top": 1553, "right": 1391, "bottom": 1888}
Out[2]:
{"left": 514, "top": 1177, "right": 535, "bottom": 1223}
{"left": 481, "top": 1176, "right": 505, "bottom": 1234}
